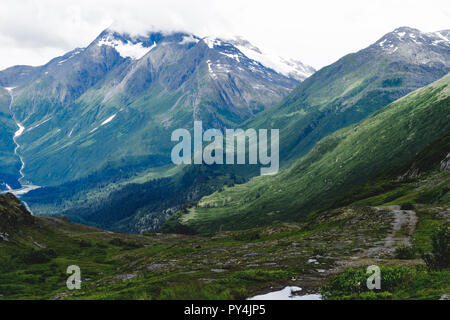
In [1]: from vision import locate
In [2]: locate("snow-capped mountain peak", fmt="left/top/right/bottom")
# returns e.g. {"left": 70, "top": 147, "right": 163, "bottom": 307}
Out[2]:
{"left": 94, "top": 30, "right": 314, "bottom": 81}
{"left": 376, "top": 27, "right": 450, "bottom": 54}
{"left": 227, "top": 37, "right": 315, "bottom": 81}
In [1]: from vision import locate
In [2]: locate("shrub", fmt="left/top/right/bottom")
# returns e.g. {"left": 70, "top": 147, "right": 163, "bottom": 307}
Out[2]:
{"left": 320, "top": 266, "right": 416, "bottom": 299}
{"left": 21, "top": 249, "right": 57, "bottom": 265}
{"left": 422, "top": 225, "right": 450, "bottom": 270}
{"left": 400, "top": 203, "right": 415, "bottom": 211}
{"left": 78, "top": 240, "right": 92, "bottom": 248}
{"left": 359, "top": 291, "right": 393, "bottom": 300}
{"left": 233, "top": 231, "right": 261, "bottom": 242}
{"left": 109, "top": 238, "right": 143, "bottom": 249}
{"left": 394, "top": 245, "right": 416, "bottom": 259}
{"left": 312, "top": 247, "right": 327, "bottom": 256}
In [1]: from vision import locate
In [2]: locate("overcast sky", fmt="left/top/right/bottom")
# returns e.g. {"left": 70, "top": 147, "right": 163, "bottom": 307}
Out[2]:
{"left": 0, "top": 0, "right": 449, "bottom": 70}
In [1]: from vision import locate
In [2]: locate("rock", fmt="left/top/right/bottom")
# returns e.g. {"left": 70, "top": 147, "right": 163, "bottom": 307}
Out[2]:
{"left": 211, "top": 269, "right": 226, "bottom": 273}
{"left": 439, "top": 294, "right": 450, "bottom": 300}
{"left": 0, "top": 232, "right": 9, "bottom": 241}
{"left": 436, "top": 212, "right": 450, "bottom": 219}
{"left": 146, "top": 263, "right": 167, "bottom": 271}
{"left": 440, "top": 153, "right": 450, "bottom": 171}
{"left": 51, "top": 292, "right": 68, "bottom": 300}
{"left": 113, "top": 272, "right": 138, "bottom": 281}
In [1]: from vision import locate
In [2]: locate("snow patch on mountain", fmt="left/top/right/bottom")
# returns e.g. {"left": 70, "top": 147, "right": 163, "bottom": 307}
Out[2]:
{"left": 26, "top": 117, "right": 52, "bottom": 132}
{"left": 98, "top": 35, "right": 156, "bottom": 60}
{"left": 376, "top": 27, "right": 450, "bottom": 54}
{"left": 101, "top": 114, "right": 117, "bottom": 126}
{"left": 206, "top": 60, "right": 217, "bottom": 79}
{"left": 203, "top": 37, "right": 222, "bottom": 49}
{"left": 234, "top": 43, "right": 314, "bottom": 81}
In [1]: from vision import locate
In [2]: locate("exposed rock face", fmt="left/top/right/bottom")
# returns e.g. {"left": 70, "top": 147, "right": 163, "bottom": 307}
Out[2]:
{"left": 441, "top": 153, "right": 450, "bottom": 171}
{"left": 0, "top": 193, "right": 34, "bottom": 231}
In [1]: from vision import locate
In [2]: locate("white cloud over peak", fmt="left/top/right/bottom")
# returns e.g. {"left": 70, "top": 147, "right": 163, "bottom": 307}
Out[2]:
{"left": 0, "top": 0, "right": 448, "bottom": 70}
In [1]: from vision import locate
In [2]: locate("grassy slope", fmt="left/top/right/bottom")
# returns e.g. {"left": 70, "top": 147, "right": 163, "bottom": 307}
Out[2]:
{"left": 2, "top": 120, "right": 449, "bottom": 300}
{"left": 1, "top": 153, "right": 448, "bottom": 300}
{"left": 171, "top": 74, "right": 450, "bottom": 234}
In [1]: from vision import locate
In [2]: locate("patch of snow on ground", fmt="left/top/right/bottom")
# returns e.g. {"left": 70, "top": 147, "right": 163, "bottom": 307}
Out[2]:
{"left": 248, "top": 286, "right": 322, "bottom": 300}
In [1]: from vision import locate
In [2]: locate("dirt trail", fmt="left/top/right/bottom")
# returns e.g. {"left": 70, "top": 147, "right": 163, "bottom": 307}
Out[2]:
{"left": 346, "top": 205, "right": 418, "bottom": 259}
{"left": 375, "top": 205, "right": 417, "bottom": 250}
{"left": 325, "top": 206, "right": 419, "bottom": 279}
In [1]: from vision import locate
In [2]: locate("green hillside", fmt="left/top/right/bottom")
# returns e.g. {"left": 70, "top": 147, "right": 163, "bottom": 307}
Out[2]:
{"left": 168, "top": 73, "right": 450, "bottom": 234}
{"left": 246, "top": 27, "right": 450, "bottom": 167}
{"left": 1, "top": 147, "right": 449, "bottom": 300}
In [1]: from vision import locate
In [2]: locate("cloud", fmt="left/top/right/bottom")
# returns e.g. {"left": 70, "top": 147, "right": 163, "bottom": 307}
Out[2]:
{"left": 0, "top": 0, "right": 449, "bottom": 70}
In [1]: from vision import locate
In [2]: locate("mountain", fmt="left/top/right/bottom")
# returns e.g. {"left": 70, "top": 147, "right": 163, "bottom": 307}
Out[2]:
{"left": 16, "top": 26, "right": 450, "bottom": 234}
{"left": 246, "top": 27, "right": 450, "bottom": 166}
{"left": 0, "top": 29, "right": 313, "bottom": 189}
{"left": 166, "top": 73, "right": 450, "bottom": 233}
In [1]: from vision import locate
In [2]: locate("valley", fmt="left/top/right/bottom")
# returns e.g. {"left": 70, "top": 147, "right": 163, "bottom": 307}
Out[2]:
{"left": 0, "top": 23, "right": 448, "bottom": 301}
{"left": 5, "top": 27, "right": 449, "bottom": 234}
{"left": 1, "top": 156, "right": 448, "bottom": 299}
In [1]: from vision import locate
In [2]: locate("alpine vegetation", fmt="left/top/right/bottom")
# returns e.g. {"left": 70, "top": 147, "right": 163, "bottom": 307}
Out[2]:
{"left": 171, "top": 121, "right": 279, "bottom": 175}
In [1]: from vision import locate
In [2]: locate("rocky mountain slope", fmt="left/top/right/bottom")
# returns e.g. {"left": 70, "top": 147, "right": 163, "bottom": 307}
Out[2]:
{"left": 0, "top": 29, "right": 313, "bottom": 189}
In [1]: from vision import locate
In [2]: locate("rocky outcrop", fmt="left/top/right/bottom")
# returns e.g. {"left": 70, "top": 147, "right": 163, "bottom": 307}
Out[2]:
{"left": 0, "top": 193, "right": 34, "bottom": 232}
{"left": 440, "top": 153, "right": 450, "bottom": 171}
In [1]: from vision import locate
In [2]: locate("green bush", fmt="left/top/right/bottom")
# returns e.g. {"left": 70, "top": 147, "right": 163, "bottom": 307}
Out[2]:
{"left": 78, "top": 239, "right": 92, "bottom": 248}
{"left": 158, "top": 283, "right": 233, "bottom": 300}
{"left": 400, "top": 203, "right": 415, "bottom": 211}
{"left": 233, "top": 231, "right": 261, "bottom": 242}
{"left": 394, "top": 245, "right": 416, "bottom": 259}
{"left": 422, "top": 225, "right": 450, "bottom": 270}
{"left": 320, "top": 266, "right": 416, "bottom": 299}
{"left": 21, "top": 249, "right": 57, "bottom": 265}
{"left": 359, "top": 291, "right": 393, "bottom": 300}
{"left": 416, "top": 188, "right": 449, "bottom": 204}
{"left": 109, "top": 238, "right": 143, "bottom": 249}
